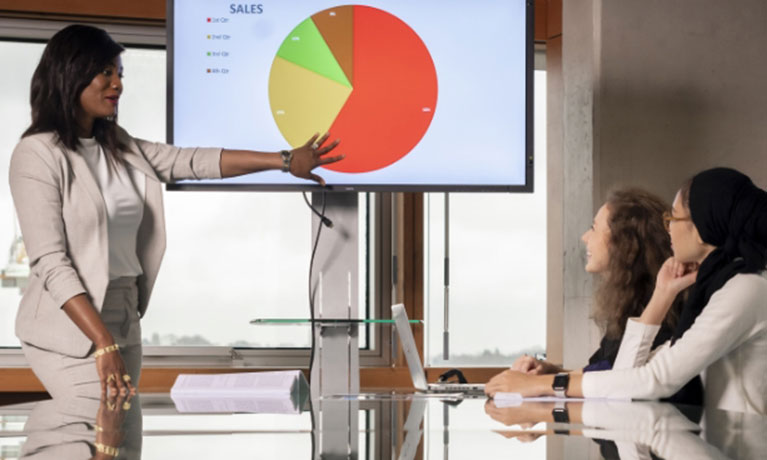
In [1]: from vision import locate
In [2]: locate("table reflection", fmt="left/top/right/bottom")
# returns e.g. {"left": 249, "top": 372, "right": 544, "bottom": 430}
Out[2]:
{"left": 484, "top": 398, "right": 766, "bottom": 460}
{"left": 1, "top": 393, "right": 764, "bottom": 459}
{"left": 19, "top": 393, "right": 141, "bottom": 459}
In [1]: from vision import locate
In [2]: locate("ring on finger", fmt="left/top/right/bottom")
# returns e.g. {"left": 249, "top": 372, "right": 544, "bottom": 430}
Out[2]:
{"left": 122, "top": 402, "right": 131, "bottom": 410}
{"left": 311, "top": 143, "right": 319, "bottom": 150}
{"left": 107, "top": 401, "right": 116, "bottom": 411}
{"left": 122, "top": 374, "right": 131, "bottom": 383}
{"left": 106, "top": 374, "right": 116, "bottom": 383}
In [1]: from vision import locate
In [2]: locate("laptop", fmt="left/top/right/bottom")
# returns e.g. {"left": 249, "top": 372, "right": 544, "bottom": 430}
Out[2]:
{"left": 391, "top": 304, "right": 486, "bottom": 396}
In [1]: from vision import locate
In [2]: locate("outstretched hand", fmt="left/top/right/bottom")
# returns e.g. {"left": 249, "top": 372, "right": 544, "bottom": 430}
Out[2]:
{"left": 289, "top": 133, "right": 344, "bottom": 186}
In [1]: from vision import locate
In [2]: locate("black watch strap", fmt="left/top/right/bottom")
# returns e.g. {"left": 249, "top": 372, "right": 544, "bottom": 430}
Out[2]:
{"left": 552, "top": 372, "right": 570, "bottom": 398}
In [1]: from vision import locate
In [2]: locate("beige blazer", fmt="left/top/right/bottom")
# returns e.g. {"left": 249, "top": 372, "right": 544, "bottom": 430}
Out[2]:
{"left": 9, "top": 127, "right": 222, "bottom": 357}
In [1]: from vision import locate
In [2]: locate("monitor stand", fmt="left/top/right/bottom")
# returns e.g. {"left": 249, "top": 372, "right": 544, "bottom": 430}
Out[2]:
{"left": 309, "top": 191, "right": 360, "bottom": 396}
{"left": 310, "top": 191, "right": 360, "bottom": 459}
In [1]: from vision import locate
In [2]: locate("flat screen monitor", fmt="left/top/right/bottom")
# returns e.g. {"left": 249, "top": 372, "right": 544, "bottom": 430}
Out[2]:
{"left": 167, "top": 0, "right": 533, "bottom": 192}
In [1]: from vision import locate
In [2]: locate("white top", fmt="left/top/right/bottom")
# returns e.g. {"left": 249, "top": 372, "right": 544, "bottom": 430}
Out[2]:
{"left": 77, "top": 138, "right": 145, "bottom": 280}
{"left": 582, "top": 272, "right": 767, "bottom": 414}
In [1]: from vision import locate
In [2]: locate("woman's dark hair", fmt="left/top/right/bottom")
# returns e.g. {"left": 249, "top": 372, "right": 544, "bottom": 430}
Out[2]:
{"left": 593, "top": 188, "right": 679, "bottom": 340}
{"left": 678, "top": 177, "right": 693, "bottom": 209}
{"left": 23, "top": 24, "right": 125, "bottom": 156}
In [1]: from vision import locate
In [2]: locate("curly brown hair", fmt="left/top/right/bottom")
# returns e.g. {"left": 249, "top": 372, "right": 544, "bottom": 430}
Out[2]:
{"left": 592, "top": 188, "right": 679, "bottom": 339}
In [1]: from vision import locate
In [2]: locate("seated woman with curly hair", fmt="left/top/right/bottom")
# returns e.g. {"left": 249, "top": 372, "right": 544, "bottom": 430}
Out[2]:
{"left": 510, "top": 188, "right": 702, "bottom": 404}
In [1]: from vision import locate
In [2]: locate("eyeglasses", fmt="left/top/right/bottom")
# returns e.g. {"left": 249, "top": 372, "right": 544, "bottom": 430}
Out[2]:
{"left": 662, "top": 211, "right": 691, "bottom": 231}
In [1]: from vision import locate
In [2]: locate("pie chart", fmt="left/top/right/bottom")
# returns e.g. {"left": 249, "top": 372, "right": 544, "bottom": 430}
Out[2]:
{"left": 268, "top": 5, "right": 438, "bottom": 173}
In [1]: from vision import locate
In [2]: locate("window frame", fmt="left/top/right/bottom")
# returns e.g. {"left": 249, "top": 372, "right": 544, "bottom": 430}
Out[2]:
{"left": 420, "top": 48, "right": 548, "bottom": 367}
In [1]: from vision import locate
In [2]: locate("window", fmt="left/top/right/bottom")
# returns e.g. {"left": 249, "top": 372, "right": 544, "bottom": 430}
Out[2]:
{"left": 144, "top": 192, "right": 371, "bottom": 349}
{"left": 424, "top": 70, "right": 547, "bottom": 366}
{"left": 0, "top": 40, "right": 45, "bottom": 348}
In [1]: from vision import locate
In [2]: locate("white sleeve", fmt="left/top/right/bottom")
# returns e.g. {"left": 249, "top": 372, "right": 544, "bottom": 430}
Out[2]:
{"left": 582, "top": 274, "right": 767, "bottom": 400}
{"left": 612, "top": 318, "right": 663, "bottom": 370}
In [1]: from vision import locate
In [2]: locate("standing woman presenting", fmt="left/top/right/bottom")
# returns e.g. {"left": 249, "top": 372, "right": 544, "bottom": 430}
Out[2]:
{"left": 9, "top": 25, "right": 343, "bottom": 398}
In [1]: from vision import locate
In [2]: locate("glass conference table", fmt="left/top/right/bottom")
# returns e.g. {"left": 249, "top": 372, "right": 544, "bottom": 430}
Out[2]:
{"left": 0, "top": 391, "right": 764, "bottom": 459}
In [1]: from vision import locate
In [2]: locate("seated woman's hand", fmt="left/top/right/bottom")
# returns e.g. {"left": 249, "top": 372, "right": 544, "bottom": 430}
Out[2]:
{"left": 485, "top": 369, "right": 543, "bottom": 398}
{"left": 655, "top": 257, "right": 699, "bottom": 299}
{"left": 511, "top": 355, "right": 540, "bottom": 373}
{"left": 511, "top": 355, "right": 560, "bottom": 375}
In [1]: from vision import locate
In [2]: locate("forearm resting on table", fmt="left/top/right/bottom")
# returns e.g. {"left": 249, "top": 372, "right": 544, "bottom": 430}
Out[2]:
{"left": 62, "top": 294, "right": 114, "bottom": 348}
{"left": 220, "top": 149, "right": 282, "bottom": 178}
{"left": 529, "top": 373, "right": 585, "bottom": 398}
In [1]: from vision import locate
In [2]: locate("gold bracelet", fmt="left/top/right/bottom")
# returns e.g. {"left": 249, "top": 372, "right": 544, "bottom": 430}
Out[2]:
{"left": 94, "top": 442, "right": 119, "bottom": 456}
{"left": 93, "top": 344, "right": 120, "bottom": 359}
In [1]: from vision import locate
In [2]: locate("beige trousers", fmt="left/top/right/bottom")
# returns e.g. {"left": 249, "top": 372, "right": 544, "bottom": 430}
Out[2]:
{"left": 22, "top": 277, "right": 143, "bottom": 402}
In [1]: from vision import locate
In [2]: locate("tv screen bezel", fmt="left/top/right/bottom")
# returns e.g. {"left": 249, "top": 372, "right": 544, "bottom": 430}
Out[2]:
{"left": 165, "top": 0, "right": 535, "bottom": 193}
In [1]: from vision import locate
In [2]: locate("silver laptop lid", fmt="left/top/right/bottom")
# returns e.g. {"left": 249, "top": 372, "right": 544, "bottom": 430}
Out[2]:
{"left": 391, "top": 304, "right": 428, "bottom": 391}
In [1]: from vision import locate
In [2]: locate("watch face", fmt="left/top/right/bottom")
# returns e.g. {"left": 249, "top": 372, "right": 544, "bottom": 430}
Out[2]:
{"left": 553, "top": 373, "right": 569, "bottom": 390}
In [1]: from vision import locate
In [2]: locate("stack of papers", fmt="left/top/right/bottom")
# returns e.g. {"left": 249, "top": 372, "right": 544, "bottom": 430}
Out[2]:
{"left": 170, "top": 370, "right": 309, "bottom": 414}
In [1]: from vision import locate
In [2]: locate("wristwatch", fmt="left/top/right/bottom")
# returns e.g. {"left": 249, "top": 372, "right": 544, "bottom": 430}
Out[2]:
{"left": 552, "top": 372, "right": 570, "bottom": 398}
{"left": 280, "top": 150, "right": 293, "bottom": 172}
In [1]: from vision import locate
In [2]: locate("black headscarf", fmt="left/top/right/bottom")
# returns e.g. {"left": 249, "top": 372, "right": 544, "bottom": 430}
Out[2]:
{"left": 672, "top": 168, "right": 767, "bottom": 343}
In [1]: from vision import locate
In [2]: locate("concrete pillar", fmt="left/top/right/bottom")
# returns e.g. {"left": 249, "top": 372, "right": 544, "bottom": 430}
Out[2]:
{"left": 556, "top": 0, "right": 603, "bottom": 369}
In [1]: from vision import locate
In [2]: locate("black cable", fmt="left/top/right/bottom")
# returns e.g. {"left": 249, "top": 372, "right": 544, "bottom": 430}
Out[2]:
{"left": 304, "top": 191, "right": 328, "bottom": 384}
{"left": 303, "top": 192, "right": 333, "bottom": 228}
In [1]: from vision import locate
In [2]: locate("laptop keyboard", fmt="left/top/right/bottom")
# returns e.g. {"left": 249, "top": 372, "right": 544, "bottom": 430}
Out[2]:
{"left": 428, "top": 383, "right": 486, "bottom": 394}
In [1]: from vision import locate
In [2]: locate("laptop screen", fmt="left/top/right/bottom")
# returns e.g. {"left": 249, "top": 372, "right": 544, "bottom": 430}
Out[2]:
{"left": 391, "top": 304, "right": 428, "bottom": 391}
